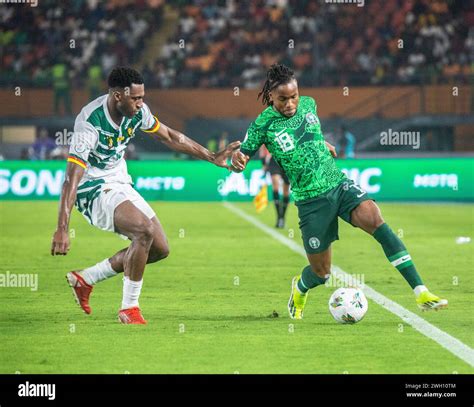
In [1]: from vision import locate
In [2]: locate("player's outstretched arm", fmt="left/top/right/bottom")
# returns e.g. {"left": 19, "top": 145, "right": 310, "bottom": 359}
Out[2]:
{"left": 51, "top": 162, "right": 84, "bottom": 256}
{"left": 229, "top": 150, "right": 250, "bottom": 173}
{"left": 155, "top": 123, "right": 241, "bottom": 169}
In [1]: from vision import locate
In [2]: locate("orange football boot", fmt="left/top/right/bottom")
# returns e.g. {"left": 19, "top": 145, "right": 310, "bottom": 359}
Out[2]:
{"left": 118, "top": 307, "right": 147, "bottom": 324}
{"left": 66, "top": 271, "right": 93, "bottom": 314}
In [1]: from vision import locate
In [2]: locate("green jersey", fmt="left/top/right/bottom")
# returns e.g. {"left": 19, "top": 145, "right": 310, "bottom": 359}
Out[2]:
{"left": 240, "top": 96, "right": 346, "bottom": 202}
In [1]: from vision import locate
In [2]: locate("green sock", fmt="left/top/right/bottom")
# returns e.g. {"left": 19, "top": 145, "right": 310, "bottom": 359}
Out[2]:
{"left": 373, "top": 223, "right": 423, "bottom": 289}
{"left": 297, "top": 265, "right": 328, "bottom": 294}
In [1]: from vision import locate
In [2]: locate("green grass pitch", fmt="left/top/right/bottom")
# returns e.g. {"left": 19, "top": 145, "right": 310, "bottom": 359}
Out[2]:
{"left": 0, "top": 200, "right": 472, "bottom": 373}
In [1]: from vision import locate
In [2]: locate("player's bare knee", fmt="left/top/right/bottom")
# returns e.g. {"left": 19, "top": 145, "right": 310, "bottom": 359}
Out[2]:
{"left": 148, "top": 244, "right": 169, "bottom": 263}
{"left": 134, "top": 219, "right": 155, "bottom": 243}
{"left": 373, "top": 218, "right": 384, "bottom": 230}
{"left": 372, "top": 204, "right": 384, "bottom": 227}
{"left": 370, "top": 212, "right": 384, "bottom": 230}
{"left": 159, "top": 244, "right": 170, "bottom": 260}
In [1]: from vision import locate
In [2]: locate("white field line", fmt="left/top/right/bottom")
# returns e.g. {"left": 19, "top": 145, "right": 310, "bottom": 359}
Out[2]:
{"left": 223, "top": 202, "right": 474, "bottom": 368}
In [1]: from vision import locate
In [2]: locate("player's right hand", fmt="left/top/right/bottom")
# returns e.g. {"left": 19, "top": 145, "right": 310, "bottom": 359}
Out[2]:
{"left": 231, "top": 150, "right": 249, "bottom": 172}
{"left": 51, "top": 228, "right": 70, "bottom": 256}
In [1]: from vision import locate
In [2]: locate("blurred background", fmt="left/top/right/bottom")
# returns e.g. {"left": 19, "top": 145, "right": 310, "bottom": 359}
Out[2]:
{"left": 0, "top": 0, "right": 473, "bottom": 201}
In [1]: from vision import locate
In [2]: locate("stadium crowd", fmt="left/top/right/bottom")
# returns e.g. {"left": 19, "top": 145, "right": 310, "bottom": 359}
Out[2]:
{"left": 0, "top": 0, "right": 164, "bottom": 88}
{"left": 147, "top": 0, "right": 473, "bottom": 88}
{"left": 0, "top": 0, "right": 472, "bottom": 89}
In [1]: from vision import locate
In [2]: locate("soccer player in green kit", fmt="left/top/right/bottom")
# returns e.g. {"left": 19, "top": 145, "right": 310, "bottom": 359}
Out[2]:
{"left": 231, "top": 64, "right": 447, "bottom": 319}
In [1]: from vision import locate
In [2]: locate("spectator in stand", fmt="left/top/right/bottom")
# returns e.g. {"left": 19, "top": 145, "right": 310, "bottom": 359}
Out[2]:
{"left": 31, "top": 128, "right": 56, "bottom": 160}
{"left": 336, "top": 125, "right": 356, "bottom": 159}
{"left": 87, "top": 58, "right": 103, "bottom": 100}
{"left": 207, "top": 137, "right": 217, "bottom": 153}
{"left": 52, "top": 58, "right": 72, "bottom": 115}
{"left": 218, "top": 131, "right": 229, "bottom": 150}
{"left": 342, "top": 125, "right": 356, "bottom": 159}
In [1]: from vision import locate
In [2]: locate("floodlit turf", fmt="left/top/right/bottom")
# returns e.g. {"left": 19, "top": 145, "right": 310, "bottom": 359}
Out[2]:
{"left": 0, "top": 201, "right": 473, "bottom": 374}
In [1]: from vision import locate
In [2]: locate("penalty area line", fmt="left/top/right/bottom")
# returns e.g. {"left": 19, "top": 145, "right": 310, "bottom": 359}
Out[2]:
{"left": 223, "top": 202, "right": 474, "bottom": 368}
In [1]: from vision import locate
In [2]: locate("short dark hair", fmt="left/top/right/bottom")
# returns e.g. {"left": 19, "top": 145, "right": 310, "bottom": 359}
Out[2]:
{"left": 258, "top": 64, "right": 295, "bottom": 106}
{"left": 107, "top": 66, "right": 144, "bottom": 88}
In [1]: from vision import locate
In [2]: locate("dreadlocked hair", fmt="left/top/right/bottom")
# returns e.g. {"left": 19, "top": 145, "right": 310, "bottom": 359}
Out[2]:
{"left": 258, "top": 64, "right": 295, "bottom": 106}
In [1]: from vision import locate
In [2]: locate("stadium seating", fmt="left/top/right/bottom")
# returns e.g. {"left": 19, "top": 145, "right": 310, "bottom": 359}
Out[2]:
{"left": 1, "top": 0, "right": 472, "bottom": 88}
{"left": 0, "top": 0, "right": 164, "bottom": 87}
{"left": 147, "top": 0, "right": 473, "bottom": 88}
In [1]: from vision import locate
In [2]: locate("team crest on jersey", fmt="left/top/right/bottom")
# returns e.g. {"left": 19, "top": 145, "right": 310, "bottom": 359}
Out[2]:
{"left": 127, "top": 127, "right": 133, "bottom": 136}
{"left": 309, "top": 237, "right": 320, "bottom": 249}
{"left": 107, "top": 136, "right": 114, "bottom": 148}
{"left": 305, "top": 113, "right": 319, "bottom": 125}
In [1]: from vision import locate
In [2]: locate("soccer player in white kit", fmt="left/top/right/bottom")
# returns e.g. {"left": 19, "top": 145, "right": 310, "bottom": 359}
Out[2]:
{"left": 51, "top": 67, "right": 242, "bottom": 324}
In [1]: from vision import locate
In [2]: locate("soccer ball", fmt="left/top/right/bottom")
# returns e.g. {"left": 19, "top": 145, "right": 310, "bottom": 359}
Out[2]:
{"left": 328, "top": 287, "right": 368, "bottom": 324}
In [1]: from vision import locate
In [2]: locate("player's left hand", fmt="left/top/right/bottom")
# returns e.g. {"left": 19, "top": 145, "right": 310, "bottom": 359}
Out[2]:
{"left": 325, "top": 141, "right": 337, "bottom": 158}
{"left": 214, "top": 140, "right": 242, "bottom": 169}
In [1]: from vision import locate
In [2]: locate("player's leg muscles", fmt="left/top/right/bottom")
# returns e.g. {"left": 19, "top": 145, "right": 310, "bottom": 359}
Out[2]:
{"left": 114, "top": 200, "right": 154, "bottom": 281}
{"left": 307, "top": 246, "right": 331, "bottom": 278}
{"left": 146, "top": 217, "right": 170, "bottom": 262}
{"left": 297, "top": 246, "right": 331, "bottom": 294}
{"left": 109, "top": 217, "right": 169, "bottom": 273}
{"left": 70, "top": 201, "right": 163, "bottom": 313}
{"left": 351, "top": 200, "right": 423, "bottom": 289}
{"left": 350, "top": 200, "right": 384, "bottom": 234}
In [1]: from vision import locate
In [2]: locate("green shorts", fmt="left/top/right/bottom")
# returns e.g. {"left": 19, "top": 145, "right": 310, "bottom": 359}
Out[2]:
{"left": 296, "top": 179, "right": 375, "bottom": 254}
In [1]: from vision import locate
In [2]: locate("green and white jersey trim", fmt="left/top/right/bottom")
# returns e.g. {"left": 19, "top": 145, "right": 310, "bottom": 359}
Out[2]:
{"left": 70, "top": 94, "right": 158, "bottom": 188}
{"left": 75, "top": 179, "right": 106, "bottom": 224}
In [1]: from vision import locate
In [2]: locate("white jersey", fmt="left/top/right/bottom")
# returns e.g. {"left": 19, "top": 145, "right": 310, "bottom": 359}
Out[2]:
{"left": 68, "top": 94, "right": 160, "bottom": 187}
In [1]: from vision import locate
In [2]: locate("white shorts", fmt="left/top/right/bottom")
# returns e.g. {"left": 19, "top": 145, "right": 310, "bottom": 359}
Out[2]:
{"left": 76, "top": 182, "right": 156, "bottom": 235}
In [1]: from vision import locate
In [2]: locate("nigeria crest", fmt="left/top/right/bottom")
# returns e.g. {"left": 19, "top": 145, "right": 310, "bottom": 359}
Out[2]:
{"left": 305, "top": 112, "right": 319, "bottom": 125}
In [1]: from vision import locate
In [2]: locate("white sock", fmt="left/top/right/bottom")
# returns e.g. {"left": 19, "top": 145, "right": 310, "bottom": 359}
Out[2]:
{"left": 414, "top": 285, "right": 428, "bottom": 296}
{"left": 80, "top": 259, "right": 117, "bottom": 285}
{"left": 121, "top": 276, "right": 143, "bottom": 310}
